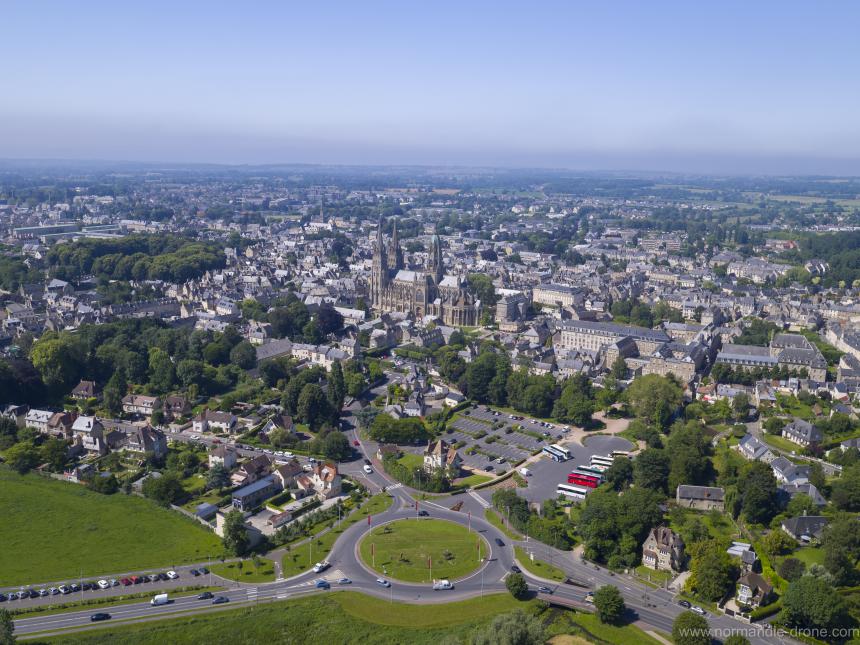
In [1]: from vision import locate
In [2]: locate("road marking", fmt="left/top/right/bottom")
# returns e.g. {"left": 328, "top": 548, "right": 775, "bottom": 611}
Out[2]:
{"left": 468, "top": 491, "right": 491, "bottom": 508}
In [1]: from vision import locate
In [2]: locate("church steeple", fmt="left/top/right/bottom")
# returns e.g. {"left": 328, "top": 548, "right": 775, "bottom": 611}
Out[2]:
{"left": 428, "top": 233, "right": 444, "bottom": 284}
{"left": 388, "top": 218, "right": 404, "bottom": 271}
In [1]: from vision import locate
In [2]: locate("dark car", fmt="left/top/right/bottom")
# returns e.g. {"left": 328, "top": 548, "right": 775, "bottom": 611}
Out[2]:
{"left": 199, "top": 567, "right": 209, "bottom": 575}
{"left": 70, "top": 583, "right": 81, "bottom": 592}
{"left": 81, "top": 583, "right": 93, "bottom": 591}
{"left": 494, "top": 538, "right": 505, "bottom": 547}
{"left": 511, "top": 565, "right": 522, "bottom": 574}
{"left": 157, "top": 573, "right": 168, "bottom": 581}
{"left": 537, "top": 586, "right": 553, "bottom": 594}
{"left": 197, "top": 591, "right": 214, "bottom": 600}
{"left": 678, "top": 599, "right": 691, "bottom": 608}
{"left": 0, "top": 593, "right": 6, "bottom": 602}
{"left": 363, "top": 458, "right": 371, "bottom": 466}
{"left": 353, "top": 440, "right": 360, "bottom": 447}
{"left": 315, "top": 579, "right": 330, "bottom": 589}
{"left": 90, "top": 613, "right": 111, "bottom": 622}
{"left": 418, "top": 510, "right": 429, "bottom": 517}
{"left": 212, "top": 596, "right": 229, "bottom": 605}
{"left": 190, "top": 569, "right": 200, "bottom": 577}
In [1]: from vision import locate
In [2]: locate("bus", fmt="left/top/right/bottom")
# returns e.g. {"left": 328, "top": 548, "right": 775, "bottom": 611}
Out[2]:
{"left": 590, "top": 455, "right": 614, "bottom": 468}
{"left": 567, "top": 470, "right": 601, "bottom": 488}
{"left": 578, "top": 464, "right": 606, "bottom": 476}
{"left": 542, "top": 445, "right": 568, "bottom": 462}
{"left": 556, "top": 483, "right": 589, "bottom": 501}
{"left": 610, "top": 450, "right": 631, "bottom": 459}
{"left": 549, "top": 444, "right": 572, "bottom": 460}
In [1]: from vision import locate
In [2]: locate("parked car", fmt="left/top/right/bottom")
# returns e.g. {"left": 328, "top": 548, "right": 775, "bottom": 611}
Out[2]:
{"left": 418, "top": 510, "right": 429, "bottom": 517}
{"left": 199, "top": 567, "right": 209, "bottom": 575}
{"left": 678, "top": 600, "right": 691, "bottom": 608}
{"left": 363, "top": 458, "right": 371, "bottom": 466}
{"left": 90, "top": 613, "right": 111, "bottom": 622}
{"left": 353, "top": 440, "right": 360, "bottom": 447}
{"left": 0, "top": 594, "right": 6, "bottom": 602}
{"left": 59, "top": 585, "right": 71, "bottom": 595}
{"left": 363, "top": 465, "right": 373, "bottom": 474}
{"left": 166, "top": 571, "right": 178, "bottom": 580}
{"left": 585, "top": 592, "right": 595, "bottom": 604}
{"left": 39, "top": 588, "right": 49, "bottom": 596}
{"left": 691, "top": 606, "right": 706, "bottom": 616}
{"left": 190, "top": 569, "right": 199, "bottom": 577}
{"left": 197, "top": 592, "right": 214, "bottom": 600}
{"left": 212, "top": 596, "right": 229, "bottom": 605}
{"left": 97, "top": 580, "right": 110, "bottom": 590}
{"left": 49, "top": 588, "right": 59, "bottom": 595}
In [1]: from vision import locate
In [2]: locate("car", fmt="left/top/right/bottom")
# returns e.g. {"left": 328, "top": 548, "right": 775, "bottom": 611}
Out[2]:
{"left": 119, "top": 578, "right": 131, "bottom": 586}
{"left": 537, "top": 586, "right": 553, "bottom": 594}
{"left": 166, "top": 571, "right": 178, "bottom": 580}
{"left": 485, "top": 465, "right": 494, "bottom": 471}
{"left": 312, "top": 561, "right": 330, "bottom": 574}
{"left": 90, "top": 613, "right": 111, "bottom": 622}
{"left": 49, "top": 588, "right": 59, "bottom": 595}
{"left": 494, "top": 538, "right": 505, "bottom": 547}
{"left": 418, "top": 510, "right": 429, "bottom": 517}
{"left": 110, "top": 579, "right": 119, "bottom": 587}
{"left": 363, "top": 465, "right": 373, "bottom": 474}
{"left": 363, "top": 458, "right": 371, "bottom": 465}
{"left": 158, "top": 573, "right": 169, "bottom": 581}
{"left": 59, "top": 585, "right": 71, "bottom": 594}
{"left": 197, "top": 591, "right": 214, "bottom": 600}
{"left": 511, "top": 565, "right": 522, "bottom": 574}
{"left": 190, "top": 569, "right": 199, "bottom": 576}
{"left": 353, "top": 440, "right": 360, "bottom": 447}
{"left": 337, "top": 577, "right": 352, "bottom": 585}
{"left": 97, "top": 580, "right": 110, "bottom": 590}
{"left": 315, "top": 579, "right": 331, "bottom": 589}
{"left": 691, "top": 606, "right": 706, "bottom": 616}
{"left": 376, "top": 578, "right": 391, "bottom": 588}
{"left": 212, "top": 596, "right": 229, "bottom": 605}
{"left": 275, "top": 450, "right": 285, "bottom": 456}
{"left": 678, "top": 599, "right": 691, "bottom": 608}
{"left": 82, "top": 582, "right": 93, "bottom": 591}
{"left": 70, "top": 583, "right": 81, "bottom": 592}
{"left": 585, "top": 592, "right": 595, "bottom": 604}
{"left": 130, "top": 576, "right": 142, "bottom": 584}
{"left": 39, "top": 588, "right": 49, "bottom": 596}
{"left": 0, "top": 594, "right": 6, "bottom": 602}
{"left": 199, "top": 567, "right": 209, "bottom": 575}
{"left": 432, "top": 579, "right": 453, "bottom": 590}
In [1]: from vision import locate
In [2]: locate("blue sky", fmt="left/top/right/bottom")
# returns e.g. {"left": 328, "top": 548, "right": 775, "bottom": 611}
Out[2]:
{"left": 2, "top": 1, "right": 859, "bottom": 174}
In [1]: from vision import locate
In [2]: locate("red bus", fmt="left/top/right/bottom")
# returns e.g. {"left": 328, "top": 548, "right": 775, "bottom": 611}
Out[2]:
{"left": 567, "top": 471, "right": 601, "bottom": 488}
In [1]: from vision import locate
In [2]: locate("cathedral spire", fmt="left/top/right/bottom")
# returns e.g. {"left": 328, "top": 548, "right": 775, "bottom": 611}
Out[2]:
{"left": 429, "top": 233, "right": 443, "bottom": 284}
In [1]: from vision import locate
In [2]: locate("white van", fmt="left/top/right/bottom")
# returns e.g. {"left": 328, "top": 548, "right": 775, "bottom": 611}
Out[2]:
{"left": 519, "top": 467, "right": 531, "bottom": 477}
{"left": 432, "top": 579, "right": 453, "bottom": 590}
{"left": 150, "top": 593, "right": 169, "bottom": 606}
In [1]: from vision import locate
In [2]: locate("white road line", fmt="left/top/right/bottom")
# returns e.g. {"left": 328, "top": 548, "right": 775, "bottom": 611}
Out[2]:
{"left": 468, "top": 491, "right": 491, "bottom": 508}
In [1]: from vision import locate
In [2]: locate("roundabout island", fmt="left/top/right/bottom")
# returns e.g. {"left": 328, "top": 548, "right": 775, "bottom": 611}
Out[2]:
{"left": 358, "top": 518, "right": 488, "bottom": 583}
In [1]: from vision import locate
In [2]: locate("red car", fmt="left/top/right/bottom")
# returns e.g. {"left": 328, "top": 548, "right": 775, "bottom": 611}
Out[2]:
{"left": 120, "top": 578, "right": 131, "bottom": 586}
{"left": 130, "top": 576, "right": 142, "bottom": 584}
{"left": 353, "top": 440, "right": 360, "bottom": 447}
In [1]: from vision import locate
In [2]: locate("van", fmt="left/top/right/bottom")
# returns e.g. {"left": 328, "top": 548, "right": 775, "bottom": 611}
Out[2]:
{"left": 432, "top": 579, "right": 453, "bottom": 590}
{"left": 150, "top": 593, "right": 169, "bottom": 606}
{"left": 519, "top": 467, "right": 531, "bottom": 477}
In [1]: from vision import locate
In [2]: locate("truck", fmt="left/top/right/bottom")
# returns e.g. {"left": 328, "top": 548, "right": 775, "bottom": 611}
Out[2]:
{"left": 519, "top": 467, "right": 531, "bottom": 477}
{"left": 432, "top": 579, "right": 453, "bottom": 590}
{"left": 312, "top": 560, "right": 330, "bottom": 574}
{"left": 150, "top": 593, "right": 170, "bottom": 606}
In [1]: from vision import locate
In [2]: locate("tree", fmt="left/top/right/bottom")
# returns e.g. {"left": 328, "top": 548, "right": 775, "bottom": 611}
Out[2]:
{"left": 732, "top": 392, "right": 750, "bottom": 419}
{"left": 222, "top": 509, "right": 250, "bottom": 556}
{"left": 148, "top": 347, "right": 175, "bottom": 394}
{"left": 30, "top": 337, "right": 84, "bottom": 391}
{"left": 206, "top": 463, "right": 230, "bottom": 491}
{"left": 320, "top": 430, "right": 351, "bottom": 461}
{"left": 39, "top": 437, "right": 68, "bottom": 471}
{"left": 822, "top": 516, "right": 860, "bottom": 585}
{"left": 355, "top": 405, "right": 381, "bottom": 430}
{"left": 688, "top": 541, "right": 737, "bottom": 602}
{"left": 103, "top": 369, "right": 127, "bottom": 415}
{"left": 141, "top": 472, "right": 184, "bottom": 506}
{"left": 0, "top": 607, "right": 14, "bottom": 645}
{"left": 723, "top": 636, "right": 751, "bottom": 645}
{"left": 737, "top": 461, "right": 777, "bottom": 524}
{"left": 778, "top": 557, "right": 806, "bottom": 582}
{"left": 672, "top": 611, "right": 710, "bottom": 645}
{"left": 593, "top": 585, "right": 626, "bottom": 624}
{"left": 5, "top": 442, "right": 39, "bottom": 474}
{"left": 471, "top": 610, "right": 544, "bottom": 645}
{"left": 505, "top": 572, "right": 528, "bottom": 599}
{"left": 763, "top": 417, "right": 785, "bottom": 435}
{"left": 831, "top": 463, "right": 860, "bottom": 511}
{"left": 229, "top": 341, "right": 257, "bottom": 370}
{"left": 610, "top": 355, "right": 627, "bottom": 379}
{"left": 761, "top": 529, "right": 796, "bottom": 556}
{"left": 315, "top": 306, "right": 344, "bottom": 335}
{"left": 297, "top": 384, "right": 332, "bottom": 431}
{"left": 328, "top": 362, "right": 346, "bottom": 411}
{"left": 624, "top": 374, "right": 682, "bottom": 429}
{"left": 604, "top": 456, "right": 633, "bottom": 490}
{"left": 88, "top": 473, "right": 119, "bottom": 495}
{"left": 781, "top": 576, "right": 850, "bottom": 633}
{"left": 633, "top": 448, "right": 670, "bottom": 494}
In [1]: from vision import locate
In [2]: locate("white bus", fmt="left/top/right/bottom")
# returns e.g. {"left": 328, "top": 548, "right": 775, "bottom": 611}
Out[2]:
{"left": 542, "top": 445, "right": 568, "bottom": 462}
{"left": 549, "top": 444, "right": 572, "bottom": 460}
{"left": 610, "top": 450, "right": 631, "bottom": 459}
{"left": 590, "top": 455, "right": 614, "bottom": 468}
{"left": 556, "top": 483, "right": 589, "bottom": 501}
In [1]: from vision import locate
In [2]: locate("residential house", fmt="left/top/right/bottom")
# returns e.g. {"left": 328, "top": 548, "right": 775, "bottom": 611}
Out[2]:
{"left": 296, "top": 462, "right": 342, "bottom": 500}
{"left": 778, "top": 482, "right": 827, "bottom": 507}
{"left": 676, "top": 485, "right": 725, "bottom": 511}
{"left": 272, "top": 459, "right": 303, "bottom": 490}
{"left": 781, "top": 418, "right": 822, "bottom": 447}
{"left": 125, "top": 425, "right": 168, "bottom": 459}
{"left": 70, "top": 380, "right": 99, "bottom": 400}
{"left": 164, "top": 395, "right": 192, "bottom": 419}
{"left": 260, "top": 414, "right": 295, "bottom": 440}
{"left": 24, "top": 408, "right": 53, "bottom": 434}
{"left": 423, "top": 439, "right": 462, "bottom": 476}
{"left": 641, "top": 526, "right": 686, "bottom": 573}
{"left": 231, "top": 476, "right": 279, "bottom": 512}
{"left": 737, "top": 434, "right": 775, "bottom": 463}
{"left": 122, "top": 394, "right": 160, "bottom": 417}
{"left": 770, "top": 456, "right": 810, "bottom": 485}
{"left": 71, "top": 416, "right": 106, "bottom": 455}
{"left": 231, "top": 454, "right": 272, "bottom": 487}
{"left": 737, "top": 572, "right": 774, "bottom": 609}
{"left": 782, "top": 515, "right": 828, "bottom": 543}
{"left": 193, "top": 409, "right": 237, "bottom": 433}
{"left": 2, "top": 404, "right": 29, "bottom": 428}
{"left": 209, "top": 445, "right": 238, "bottom": 470}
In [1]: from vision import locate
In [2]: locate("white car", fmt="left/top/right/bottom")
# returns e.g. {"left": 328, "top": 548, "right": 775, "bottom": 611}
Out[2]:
{"left": 312, "top": 561, "right": 330, "bottom": 574}
{"left": 97, "top": 580, "right": 110, "bottom": 589}
{"left": 691, "top": 606, "right": 706, "bottom": 615}
{"left": 166, "top": 571, "right": 178, "bottom": 580}
{"left": 432, "top": 579, "right": 453, "bottom": 590}
{"left": 363, "top": 465, "right": 373, "bottom": 474}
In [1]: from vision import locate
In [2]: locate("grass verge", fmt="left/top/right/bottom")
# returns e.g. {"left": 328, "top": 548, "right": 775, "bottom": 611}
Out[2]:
{"left": 485, "top": 508, "right": 522, "bottom": 540}
{"left": 514, "top": 546, "right": 567, "bottom": 582}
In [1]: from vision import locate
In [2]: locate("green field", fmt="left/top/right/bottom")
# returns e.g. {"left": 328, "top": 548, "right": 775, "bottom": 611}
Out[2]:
{"left": 359, "top": 519, "right": 487, "bottom": 583}
{"left": 281, "top": 493, "right": 393, "bottom": 577}
{"left": 568, "top": 612, "right": 663, "bottom": 645}
{"left": 0, "top": 468, "right": 223, "bottom": 586}
{"left": 210, "top": 557, "right": 276, "bottom": 583}
{"left": 396, "top": 452, "right": 424, "bottom": 470}
{"left": 42, "top": 592, "right": 535, "bottom": 644}
{"left": 514, "top": 546, "right": 566, "bottom": 582}
{"left": 455, "top": 472, "right": 493, "bottom": 488}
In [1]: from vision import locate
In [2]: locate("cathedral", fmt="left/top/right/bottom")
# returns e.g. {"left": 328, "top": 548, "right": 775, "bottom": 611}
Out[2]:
{"left": 370, "top": 217, "right": 479, "bottom": 326}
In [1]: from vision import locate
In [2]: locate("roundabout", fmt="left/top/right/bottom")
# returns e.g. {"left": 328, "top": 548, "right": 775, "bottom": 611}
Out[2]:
{"left": 358, "top": 518, "right": 488, "bottom": 583}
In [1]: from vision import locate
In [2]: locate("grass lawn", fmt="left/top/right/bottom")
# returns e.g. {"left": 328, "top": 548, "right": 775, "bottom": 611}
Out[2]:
{"left": 567, "top": 612, "right": 663, "bottom": 645}
{"left": 41, "top": 592, "right": 539, "bottom": 645}
{"left": 761, "top": 432, "right": 803, "bottom": 453}
{"left": 485, "top": 508, "right": 522, "bottom": 540}
{"left": 359, "top": 519, "right": 487, "bottom": 583}
{"left": 397, "top": 452, "right": 424, "bottom": 470}
{"left": 514, "top": 546, "right": 566, "bottom": 582}
{"left": 0, "top": 468, "right": 223, "bottom": 586}
{"left": 634, "top": 564, "right": 671, "bottom": 585}
{"left": 281, "top": 493, "right": 393, "bottom": 578}
{"left": 791, "top": 546, "right": 825, "bottom": 567}
{"left": 209, "top": 557, "right": 276, "bottom": 583}
{"left": 455, "top": 472, "right": 492, "bottom": 488}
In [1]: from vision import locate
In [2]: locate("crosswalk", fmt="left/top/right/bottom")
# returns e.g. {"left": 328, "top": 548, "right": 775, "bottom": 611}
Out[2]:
{"left": 469, "top": 491, "right": 491, "bottom": 509}
{"left": 385, "top": 483, "right": 403, "bottom": 490}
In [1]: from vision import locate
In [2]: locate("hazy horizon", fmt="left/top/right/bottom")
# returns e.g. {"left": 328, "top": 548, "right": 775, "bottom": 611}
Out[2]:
{"left": 3, "top": 1, "right": 860, "bottom": 175}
